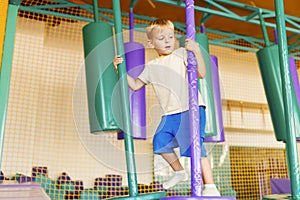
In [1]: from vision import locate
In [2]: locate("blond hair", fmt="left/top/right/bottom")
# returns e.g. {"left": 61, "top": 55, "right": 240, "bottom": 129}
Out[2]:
{"left": 146, "top": 19, "right": 174, "bottom": 39}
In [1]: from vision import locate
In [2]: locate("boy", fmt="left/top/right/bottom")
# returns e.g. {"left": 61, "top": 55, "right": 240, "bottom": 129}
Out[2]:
{"left": 114, "top": 19, "right": 220, "bottom": 196}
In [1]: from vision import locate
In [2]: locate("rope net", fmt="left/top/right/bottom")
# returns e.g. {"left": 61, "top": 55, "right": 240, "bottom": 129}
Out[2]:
{"left": 1, "top": 0, "right": 298, "bottom": 199}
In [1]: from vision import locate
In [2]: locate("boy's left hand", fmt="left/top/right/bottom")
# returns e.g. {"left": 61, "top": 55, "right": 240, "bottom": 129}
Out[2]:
{"left": 113, "top": 55, "right": 123, "bottom": 73}
{"left": 185, "top": 39, "right": 200, "bottom": 53}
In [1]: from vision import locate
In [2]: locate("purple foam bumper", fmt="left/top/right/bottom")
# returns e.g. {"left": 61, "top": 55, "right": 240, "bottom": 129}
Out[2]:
{"left": 118, "top": 42, "right": 146, "bottom": 140}
{"left": 205, "top": 55, "right": 225, "bottom": 142}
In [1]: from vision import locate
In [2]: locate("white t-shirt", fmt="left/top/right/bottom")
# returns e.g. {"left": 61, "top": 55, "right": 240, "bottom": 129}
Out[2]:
{"left": 138, "top": 47, "right": 205, "bottom": 115}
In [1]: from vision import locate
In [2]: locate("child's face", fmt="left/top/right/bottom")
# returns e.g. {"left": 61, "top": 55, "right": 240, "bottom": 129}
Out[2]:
{"left": 148, "top": 27, "right": 176, "bottom": 56}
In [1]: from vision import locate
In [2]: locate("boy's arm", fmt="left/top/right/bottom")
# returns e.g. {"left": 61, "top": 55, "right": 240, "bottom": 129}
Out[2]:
{"left": 127, "top": 75, "right": 145, "bottom": 91}
{"left": 185, "top": 39, "right": 206, "bottom": 78}
{"left": 194, "top": 47, "right": 206, "bottom": 79}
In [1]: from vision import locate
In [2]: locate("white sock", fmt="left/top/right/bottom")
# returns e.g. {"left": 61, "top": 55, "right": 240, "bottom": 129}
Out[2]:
{"left": 175, "top": 170, "right": 186, "bottom": 175}
{"left": 202, "top": 184, "right": 221, "bottom": 196}
{"left": 163, "top": 170, "right": 188, "bottom": 190}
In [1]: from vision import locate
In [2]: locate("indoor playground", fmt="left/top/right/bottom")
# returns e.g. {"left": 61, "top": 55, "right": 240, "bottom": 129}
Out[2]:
{"left": 0, "top": 0, "right": 299, "bottom": 199}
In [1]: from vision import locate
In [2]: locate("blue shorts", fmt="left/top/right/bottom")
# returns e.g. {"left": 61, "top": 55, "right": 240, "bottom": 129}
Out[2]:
{"left": 153, "top": 106, "right": 206, "bottom": 157}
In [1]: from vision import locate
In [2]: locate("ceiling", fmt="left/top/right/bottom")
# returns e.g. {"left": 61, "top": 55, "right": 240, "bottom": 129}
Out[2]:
{"left": 18, "top": 0, "right": 298, "bottom": 57}
{"left": 71, "top": 0, "right": 300, "bottom": 43}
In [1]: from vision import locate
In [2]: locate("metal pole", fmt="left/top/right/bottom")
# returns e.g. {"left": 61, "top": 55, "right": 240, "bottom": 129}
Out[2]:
{"left": 112, "top": 0, "right": 138, "bottom": 197}
{"left": 274, "top": 0, "right": 300, "bottom": 199}
{"left": 258, "top": 9, "right": 270, "bottom": 47}
{"left": 92, "top": 0, "right": 99, "bottom": 22}
{"left": 0, "top": 3, "right": 19, "bottom": 169}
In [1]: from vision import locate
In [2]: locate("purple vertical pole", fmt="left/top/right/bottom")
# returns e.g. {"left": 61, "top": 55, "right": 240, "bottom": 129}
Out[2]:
{"left": 200, "top": 25, "right": 205, "bottom": 34}
{"left": 185, "top": 0, "right": 202, "bottom": 197}
{"left": 129, "top": 8, "right": 134, "bottom": 43}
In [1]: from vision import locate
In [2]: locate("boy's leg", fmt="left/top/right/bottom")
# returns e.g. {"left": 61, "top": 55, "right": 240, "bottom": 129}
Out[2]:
{"left": 161, "top": 152, "right": 184, "bottom": 171}
{"left": 202, "top": 157, "right": 221, "bottom": 196}
{"left": 161, "top": 152, "right": 188, "bottom": 189}
{"left": 202, "top": 157, "right": 214, "bottom": 184}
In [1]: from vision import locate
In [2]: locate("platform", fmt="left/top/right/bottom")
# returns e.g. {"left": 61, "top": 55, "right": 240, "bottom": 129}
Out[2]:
{"left": 0, "top": 182, "right": 50, "bottom": 200}
{"left": 161, "top": 196, "right": 236, "bottom": 200}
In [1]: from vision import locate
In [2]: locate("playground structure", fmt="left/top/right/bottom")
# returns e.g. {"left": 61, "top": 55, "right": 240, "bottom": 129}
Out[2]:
{"left": 2, "top": 0, "right": 297, "bottom": 200}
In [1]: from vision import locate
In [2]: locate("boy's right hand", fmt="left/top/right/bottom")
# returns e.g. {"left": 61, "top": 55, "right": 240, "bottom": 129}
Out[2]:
{"left": 113, "top": 55, "right": 123, "bottom": 73}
